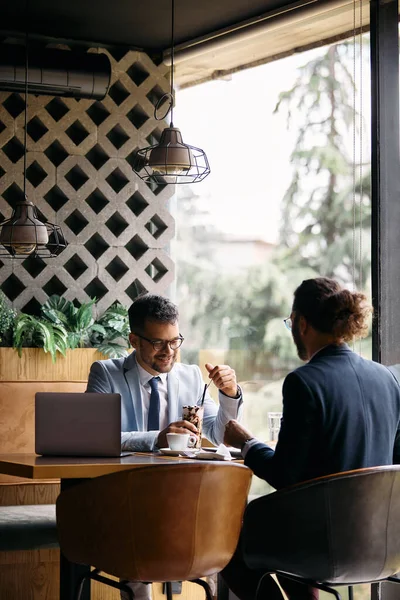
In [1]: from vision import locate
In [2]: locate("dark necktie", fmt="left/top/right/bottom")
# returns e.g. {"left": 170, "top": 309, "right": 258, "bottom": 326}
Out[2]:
{"left": 148, "top": 376, "right": 161, "bottom": 430}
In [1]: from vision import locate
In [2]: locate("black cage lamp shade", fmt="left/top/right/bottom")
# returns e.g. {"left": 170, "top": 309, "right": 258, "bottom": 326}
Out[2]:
{"left": 134, "top": 125, "right": 210, "bottom": 184}
{"left": 133, "top": 0, "right": 210, "bottom": 185}
{"left": 0, "top": 30, "right": 67, "bottom": 259}
{"left": 0, "top": 197, "right": 67, "bottom": 258}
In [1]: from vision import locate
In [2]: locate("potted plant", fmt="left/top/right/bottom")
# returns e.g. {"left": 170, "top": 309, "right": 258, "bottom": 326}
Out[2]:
{"left": 12, "top": 295, "right": 130, "bottom": 362}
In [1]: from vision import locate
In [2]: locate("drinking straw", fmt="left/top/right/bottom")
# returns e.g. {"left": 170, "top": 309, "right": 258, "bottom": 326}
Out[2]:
{"left": 201, "top": 380, "right": 212, "bottom": 406}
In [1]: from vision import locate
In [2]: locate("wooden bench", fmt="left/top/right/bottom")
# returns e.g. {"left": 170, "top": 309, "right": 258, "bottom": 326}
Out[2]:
{"left": 0, "top": 504, "right": 58, "bottom": 551}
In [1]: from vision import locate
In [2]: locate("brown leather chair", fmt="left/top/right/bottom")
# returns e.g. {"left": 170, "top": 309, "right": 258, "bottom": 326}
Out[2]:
{"left": 242, "top": 466, "right": 400, "bottom": 600}
{"left": 56, "top": 462, "right": 252, "bottom": 600}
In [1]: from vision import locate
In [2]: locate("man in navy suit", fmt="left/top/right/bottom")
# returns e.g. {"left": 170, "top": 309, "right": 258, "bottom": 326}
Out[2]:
{"left": 223, "top": 277, "right": 400, "bottom": 600}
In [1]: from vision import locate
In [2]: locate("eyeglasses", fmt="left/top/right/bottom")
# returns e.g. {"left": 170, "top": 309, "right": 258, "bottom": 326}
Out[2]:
{"left": 283, "top": 317, "right": 292, "bottom": 331}
{"left": 134, "top": 333, "right": 184, "bottom": 351}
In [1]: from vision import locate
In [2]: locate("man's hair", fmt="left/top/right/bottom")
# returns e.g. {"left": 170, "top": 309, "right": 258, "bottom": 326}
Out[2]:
{"left": 128, "top": 294, "right": 179, "bottom": 333}
{"left": 293, "top": 277, "right": 373, "bottom": 341}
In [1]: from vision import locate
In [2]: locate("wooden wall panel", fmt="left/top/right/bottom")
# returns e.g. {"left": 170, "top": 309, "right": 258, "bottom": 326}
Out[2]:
{"left": 0, "top": 549, "right": 59, "bottom": 600}
{"left": 0, "top": 553, "right": 210, "bottom": 600}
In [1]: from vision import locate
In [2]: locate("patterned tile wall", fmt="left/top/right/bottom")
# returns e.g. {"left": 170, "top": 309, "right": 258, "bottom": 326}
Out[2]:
{"left": 0, "top": 45, "right": 175, "bottom": 315}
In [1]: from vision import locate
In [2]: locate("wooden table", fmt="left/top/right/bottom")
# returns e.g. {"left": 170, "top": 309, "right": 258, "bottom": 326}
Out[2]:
{"left": 0, "top": 452, "right": 199, "bottom": 481}
{"left": 0, "top": 452, "right": 211, "bottom": 600}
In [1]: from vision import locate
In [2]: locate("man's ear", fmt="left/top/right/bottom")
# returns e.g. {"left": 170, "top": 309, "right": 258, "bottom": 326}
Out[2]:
{"left": 129, "top": 333, "right": 137, "bottom": 348}
{"left": 299, "top": 315, "right": 308, "bottom": 336}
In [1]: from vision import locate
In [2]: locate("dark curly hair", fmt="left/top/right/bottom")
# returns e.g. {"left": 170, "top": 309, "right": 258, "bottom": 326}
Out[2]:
{"left": 128, "top": 294, "right": 179, "bottom": 333}
{"left": 293, "top": 277, "right": 373, "bottom": 341}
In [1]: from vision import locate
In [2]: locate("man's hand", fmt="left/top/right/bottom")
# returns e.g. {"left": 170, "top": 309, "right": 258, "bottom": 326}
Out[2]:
{"left": 224, "top": 419, "right": 254, "bottom": 449}
{"left": 205, "top": 363, "right": 238, "bottom": 398}
{"left": 157, "top": 420, "right": 198, "bottom": 449}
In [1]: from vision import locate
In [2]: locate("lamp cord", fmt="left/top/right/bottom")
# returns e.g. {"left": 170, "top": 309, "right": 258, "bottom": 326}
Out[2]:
{"left": 170, "top": 0, "right": 175, "bottom": 127}
{"left": 151, "top": 0, "right": 175, "bottom": 124}
{"left": 23, "top": 30, "right": 29, "bottom": 197}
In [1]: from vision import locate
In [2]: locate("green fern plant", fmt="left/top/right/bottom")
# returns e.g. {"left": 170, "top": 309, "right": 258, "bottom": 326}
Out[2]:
{"left": 41, "top": 295, "right": 129, "bottom": 358}
{"left": 41, "top": 295, "right": 103, "bottom": 349}
{"left": 10, "top": 295, "right": 130, "bottom": 361}
{"left": 89, "top": 302, "right": 130, "bottom": 358}
{"left": 13, "top": 313, "right": 69, "bottom": 363}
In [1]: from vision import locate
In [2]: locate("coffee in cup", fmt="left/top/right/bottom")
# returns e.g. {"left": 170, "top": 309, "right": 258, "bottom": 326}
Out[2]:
{"left": 182, "top": 405, "right": 204, "bottom": 449}
{"left": 166, "top": 432, "right": 197, "bottom": 451}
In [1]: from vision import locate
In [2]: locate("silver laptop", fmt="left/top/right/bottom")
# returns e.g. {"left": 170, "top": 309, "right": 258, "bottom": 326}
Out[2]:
{"left": 35, "top": 392, "right": 128, "bottom": 457}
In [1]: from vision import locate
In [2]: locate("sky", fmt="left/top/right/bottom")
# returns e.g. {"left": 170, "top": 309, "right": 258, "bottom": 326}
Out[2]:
{"left": 173, "top": 50, "right": 314, "bottom": 244}
{"left": 174, "top": 41, "right": 370, "bottom": 245}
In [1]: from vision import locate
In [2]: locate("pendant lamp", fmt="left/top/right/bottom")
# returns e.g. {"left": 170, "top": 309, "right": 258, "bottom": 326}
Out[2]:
{"left": 0, "top": 35, "right": 67, "bottom": 258}
{"left": 133, "top": 0, "right": 210, "bottom": 185}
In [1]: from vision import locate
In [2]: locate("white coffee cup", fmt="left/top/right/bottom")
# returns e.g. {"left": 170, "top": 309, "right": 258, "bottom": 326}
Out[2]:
{"left": 166, "top": 432, "right": 197, "bottom": 451}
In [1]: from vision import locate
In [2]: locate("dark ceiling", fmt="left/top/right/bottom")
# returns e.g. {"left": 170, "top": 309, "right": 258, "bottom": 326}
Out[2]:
{"left": 0, "top": 0, "right": 309, "bottom": 51}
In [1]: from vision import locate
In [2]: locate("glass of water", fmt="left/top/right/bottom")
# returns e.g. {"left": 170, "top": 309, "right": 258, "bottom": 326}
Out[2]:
{"left": 267, "top": 412, "right": 282, "bottom": 442}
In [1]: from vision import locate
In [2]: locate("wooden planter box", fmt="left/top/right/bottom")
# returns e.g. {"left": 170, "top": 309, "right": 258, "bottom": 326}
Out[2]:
{"left": 0, "top": 347, "right": 105, "bottom": 382}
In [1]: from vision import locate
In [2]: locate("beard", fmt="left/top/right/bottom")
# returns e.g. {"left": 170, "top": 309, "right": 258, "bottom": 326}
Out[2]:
{"left": 292, "top": 317, "right": 308, "bottom": 361}
{"left": 135, "top": 342, "right": 178, "bottom": 375}
{"left": 150, "top": 352, "right": 177, "bottom": 373}
{"left": 148, "top": 350, "right": 178, "bottom": 373}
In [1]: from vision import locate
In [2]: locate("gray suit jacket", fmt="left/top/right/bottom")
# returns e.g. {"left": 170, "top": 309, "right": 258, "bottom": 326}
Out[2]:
{"left": 86, "top": 351, "right": 242, "bottom": 451}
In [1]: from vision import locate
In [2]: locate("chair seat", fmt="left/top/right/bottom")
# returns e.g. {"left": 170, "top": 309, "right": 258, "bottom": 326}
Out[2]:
{"left": 243, "top": 466, "right": 400, "bottom": 586}
{"left": 0, "top": 504, "right": 58, "bottom": 551}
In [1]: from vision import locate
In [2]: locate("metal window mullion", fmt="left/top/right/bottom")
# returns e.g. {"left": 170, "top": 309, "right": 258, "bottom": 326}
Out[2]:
{"left": 370, "top": 0, "right": 400, "bottom": 365}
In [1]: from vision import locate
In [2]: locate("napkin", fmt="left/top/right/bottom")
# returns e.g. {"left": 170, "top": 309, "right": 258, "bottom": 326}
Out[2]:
{"left": 196, "top": 443, "right": 233, "bottom": 461}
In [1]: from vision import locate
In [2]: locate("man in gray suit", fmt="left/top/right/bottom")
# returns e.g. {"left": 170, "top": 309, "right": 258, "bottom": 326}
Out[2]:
{"left": 87, "top": 293, "right": 243, "bottom": 600}
{"left": 86, "top": 293, "right": 243, "bottom": 452}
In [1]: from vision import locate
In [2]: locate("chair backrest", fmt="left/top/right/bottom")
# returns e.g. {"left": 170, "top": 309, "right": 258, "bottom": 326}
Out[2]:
{"left": 56, "top": 462, "right": 252, "bottom": 582}
{"left": 243, "top": 465, "right": 400, "bottom": 585}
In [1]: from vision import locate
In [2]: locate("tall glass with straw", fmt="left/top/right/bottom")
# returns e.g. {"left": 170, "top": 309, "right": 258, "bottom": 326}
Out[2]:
{"left": 181, "top": 381, "right": 210, "bottom": 449}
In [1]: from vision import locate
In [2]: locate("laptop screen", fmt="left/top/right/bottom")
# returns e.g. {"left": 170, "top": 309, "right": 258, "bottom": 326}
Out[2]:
{"left": 35, "top": 392, "right": 122, "bottom": 457}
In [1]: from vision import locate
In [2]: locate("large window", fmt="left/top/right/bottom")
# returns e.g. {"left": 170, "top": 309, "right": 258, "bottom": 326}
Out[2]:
{"left": 172, "top": 35, "right": 371, "bottom": 499}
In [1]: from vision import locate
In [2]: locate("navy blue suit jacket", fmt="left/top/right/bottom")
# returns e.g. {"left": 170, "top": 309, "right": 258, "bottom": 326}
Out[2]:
{"left": 245, "top": 344, "right": 400, "bottom": 490}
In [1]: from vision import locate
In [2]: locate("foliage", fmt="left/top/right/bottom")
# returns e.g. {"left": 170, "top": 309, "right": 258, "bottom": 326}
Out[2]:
{"left": 274, "top": 40, "right": 371, "bottom": 289}
{"left": 175, "top": 37, "right": 372, "bottom": 383}
{"left": 41, "top": 295, "right": 99, "bottom": 349}
{"left": 13, "top": 313, "right": 69, "bottom": 362}
{"left": 2, "top": 294, "right": 130, "bottom": 361}
{"left": 89, "top": 302, "right": 130, "bottom": 358}
{"left": 0, "top": 291, "right": 16, "bottom": 346}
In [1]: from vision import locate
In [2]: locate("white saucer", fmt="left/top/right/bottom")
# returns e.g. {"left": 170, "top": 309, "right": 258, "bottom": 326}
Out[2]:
{"left": 159, "top": 448, "right": 184, "bottom": 456}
